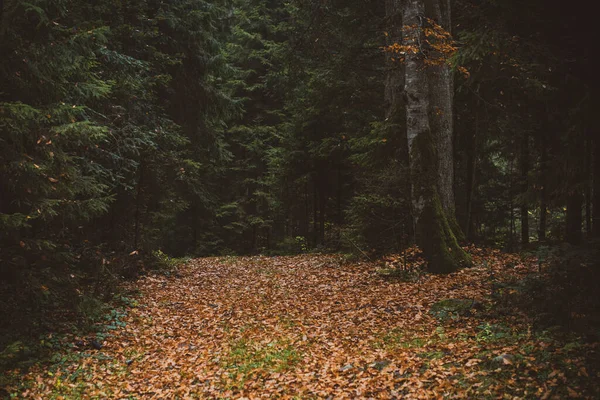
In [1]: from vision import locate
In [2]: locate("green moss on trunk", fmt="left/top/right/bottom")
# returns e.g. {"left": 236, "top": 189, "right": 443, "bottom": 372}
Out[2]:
{"left": 446, "top": 211, "right": 466, "bottom": 243}
{"left": 408, "top": 109, "right": 470, "bottom": 274}
{"left": 418, "top": 193, "right": 472, "bottom": 274}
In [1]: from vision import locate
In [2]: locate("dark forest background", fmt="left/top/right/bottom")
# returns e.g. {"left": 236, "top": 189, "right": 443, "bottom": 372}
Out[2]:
{"left": 0, "top": 0, "right": 597, "bottom": 353}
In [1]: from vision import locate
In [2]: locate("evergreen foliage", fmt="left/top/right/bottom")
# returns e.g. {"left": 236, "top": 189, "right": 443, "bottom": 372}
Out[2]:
{"left": 0, "top": 0, "right": 595, "bottom": 284}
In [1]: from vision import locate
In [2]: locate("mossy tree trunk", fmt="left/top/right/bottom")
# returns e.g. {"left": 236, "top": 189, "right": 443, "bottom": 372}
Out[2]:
{"left": 402, "top": 0, "right": 471, "bottom": 273}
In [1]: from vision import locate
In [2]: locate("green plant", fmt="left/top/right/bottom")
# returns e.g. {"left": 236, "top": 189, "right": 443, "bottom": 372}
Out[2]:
{"left": 476, "top": 322, "right": 511, "bottom": 343}
{"left": 295, "top": 236, "right": 308, "bottom": 252}
{"left": 77, "top": 295, "right": 107, "bottom": 324}
{"left": 152, "top": 250, "right": 187, "bottom": 271}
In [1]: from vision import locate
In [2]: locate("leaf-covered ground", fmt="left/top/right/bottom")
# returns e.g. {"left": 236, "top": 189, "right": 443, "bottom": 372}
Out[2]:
{"left": 6, "top": 249, "right": 599, "bottom": 399}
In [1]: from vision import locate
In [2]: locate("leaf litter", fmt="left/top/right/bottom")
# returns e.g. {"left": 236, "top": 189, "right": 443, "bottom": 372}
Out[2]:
{"left": 7, "top": 247, "right": 599, "bottom": 399}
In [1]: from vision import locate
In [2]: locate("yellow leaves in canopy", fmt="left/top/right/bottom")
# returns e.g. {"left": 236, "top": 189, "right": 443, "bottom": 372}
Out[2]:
{"left": 383, "top": 18, "right": 464, "bottom": 71}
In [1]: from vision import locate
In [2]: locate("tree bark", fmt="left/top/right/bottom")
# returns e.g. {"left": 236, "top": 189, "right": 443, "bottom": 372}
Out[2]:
{"left": 425, "top": 0, "right": 453, "bottom": 212}
{"left": 312, "top": 175, "right": 318, "bottom": 246}
{"left": 566, "top": 126, "right": 584, "bottom": 244}
{"left": 585, "top": 125, "right": 592, "bottom": 236}
{"left": 465, "top": 106, "right": 478, "bottom": 240}
{"left": 508, "top": 158, "right": 515, "bottom": 252}
{"left": 594, "top": 122, "right": 600, "bottom": 237}
{"left": 384, "top": 0, "right": 405, "bottom": 125}
{"left": 401, "top": 0, "right": 470, "bottom": 273}
{"left": 520, "top": 131, "right": 529, "bottom": 245}
{"left": 133, "top": 161, "right": 145, "bottom": 249}
{"left": 566, "top": 194, "right": 583, "bottom": 244}
{"left": 423, "top": 0, "right": 465, "bottom": 245}
{"left": 539, "top": 139, "right": 548, "bottom": 241}
{"left": 319, "top": 180, "right": 326, "bottom": 245}
{"left": 304, "top": 179, "right": 310, "bottom": 239}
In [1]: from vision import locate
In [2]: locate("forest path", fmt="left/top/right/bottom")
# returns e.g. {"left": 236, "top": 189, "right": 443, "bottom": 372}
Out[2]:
{"left": 14, "top": 251, "right": 596, "bottom": 398}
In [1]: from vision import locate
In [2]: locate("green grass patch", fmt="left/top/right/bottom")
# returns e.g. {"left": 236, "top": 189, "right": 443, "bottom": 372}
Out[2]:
{"left": 374, "top": 328, "right": 428, "bottom": 350}
{"left": 221, "top": 338, "right": 301, "bottom": 389}
{"left": 418, "top": 350, "right": 445, "bottom": 360}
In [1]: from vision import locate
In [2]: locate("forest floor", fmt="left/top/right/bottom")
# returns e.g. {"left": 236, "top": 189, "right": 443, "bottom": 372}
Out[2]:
{"left": 3, "top": 248, "right": 599, "bottom": 399}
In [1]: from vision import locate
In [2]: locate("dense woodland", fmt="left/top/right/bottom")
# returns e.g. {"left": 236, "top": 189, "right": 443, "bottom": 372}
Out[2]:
{"left": 1, "top": 0, "right": 596, "bottom": 262}
{"left": 1, "top": 0, "right": 598, "bottom": 398}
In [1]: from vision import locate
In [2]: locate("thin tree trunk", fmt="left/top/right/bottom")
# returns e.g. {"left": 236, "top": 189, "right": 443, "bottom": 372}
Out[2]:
{"left": 337, "top": 166, "right": 342, "bottom": 225}
{"left": 520, "top": 131, "right": 529, "bottom": 245}
{"left": 133, "top": 161, "right": 144, "bottom": 249}
{"left": 304, "top": 179, "right": 310, "bottom": 239}
{"left": 384, "top": 0, "right": 407, "bottom": 179}
{"left": 539, "top": 139, "right": 548, "bottom": 241}
{"left": 566, "top": 194, "right": 583, "bottom": 244}
{"left": 465, "top": 106, "right": 478, "bottom": 240}
{"left": 566, "top": 125, "right": 584, "bottom": 244}
{"left": 594, "top": 120, "right": 600, "bottom": 237}
{"left": 585, "top": 122, "right": 592, "bottom": 236}
{"left": 384, "top": 0, "right": 405, "bottom": 124}
{"left": 319, "top": 185, "right": 325, "bottom": 246}
{"left": 313, "top": 175, "right": 318, "bottom": 247}
{"left": 508, "top": 158, "right": 515, "bottom": 252}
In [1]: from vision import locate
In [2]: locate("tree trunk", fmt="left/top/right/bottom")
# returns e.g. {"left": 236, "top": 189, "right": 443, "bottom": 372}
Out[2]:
{"left": 594, "top": 122, "right": 600, "bottom": 237}
{"left": 585, "top": 125, "right": 592, "bottom": 236}
{"left": 520, "top": 131, "right": 529, "bottom": 245}
{"left": 425, "top": 0, "right": 453, "bottom": 212}
{"left": 508, "top": 158, "right": 515, "bottom": 252}
{"left": 539, "top": 140, "right": 548, "bottom": 241}
{"left": 566, "top": 126, "right": 584, "bottom": 244}
{"left": 319, "top": 179, "right": 326, "bottom": 246}
{"left": 337, "top": 166, "right": 342, "bottom": 225}
{"left": 566, "top": 194, "right": 583, "bottom": 244}
{"left": 465, "top": 105, "right": 479, "bottom": 240}
{"left": 424, "top": 0, "right": 465, "bottom": 243}
{"left": 312, "top": 175, "right": 318, "bottom": 247}
{"left": 133, "top": 161, "right": 145, "bottom": 249}
{"left": 304, "top": 179, "right": 310, "bottom": 239}
{"left": 384, "top": 0, "right": 406, "bottom": 144}
{"left": 401, "top": 0, "right": 470, "bottom": 273}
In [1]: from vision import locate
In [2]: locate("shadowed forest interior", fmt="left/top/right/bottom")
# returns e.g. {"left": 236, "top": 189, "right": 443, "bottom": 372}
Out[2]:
{"left": 0, "top": 0, "right": 598, "bottom": 398}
